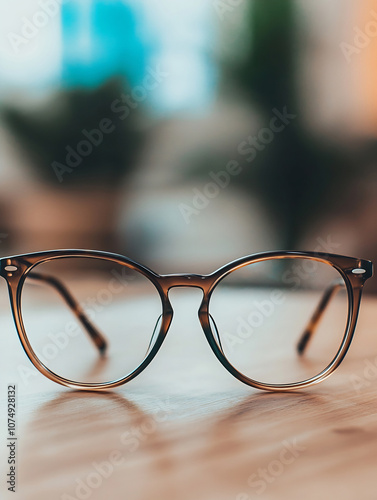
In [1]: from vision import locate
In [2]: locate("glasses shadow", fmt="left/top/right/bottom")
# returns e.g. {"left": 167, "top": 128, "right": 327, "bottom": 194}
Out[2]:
{"left": 214, "top": 388, "right": 363, "bottom": 429}
{"left": 19, "top": 390, "right": 178, "bottom": 500}
{"left": 205, "top": 387, "right": 367, "bottom": 462}
{"left": 17, "top": 384, "right": 361, "bottom": 500}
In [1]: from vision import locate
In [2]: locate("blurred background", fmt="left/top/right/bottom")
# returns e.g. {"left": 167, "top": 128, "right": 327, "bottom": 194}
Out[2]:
{"left": 0, "top": 0, "right": 376, "bottom": 289}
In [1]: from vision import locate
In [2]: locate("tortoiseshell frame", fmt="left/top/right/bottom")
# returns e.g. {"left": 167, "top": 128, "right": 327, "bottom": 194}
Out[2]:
{"left": 0, "top": 250, "right": 373, "bottom": 392}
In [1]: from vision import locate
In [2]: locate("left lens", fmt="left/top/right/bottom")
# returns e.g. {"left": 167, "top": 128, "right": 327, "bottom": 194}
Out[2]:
{"left": 21, "top": 257, "right": 162, "bottom": 385}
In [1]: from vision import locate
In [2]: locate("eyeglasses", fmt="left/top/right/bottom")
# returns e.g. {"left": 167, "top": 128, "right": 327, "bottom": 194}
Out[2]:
{"left": 0, "top": 250, "right": 373, "bottom": 392}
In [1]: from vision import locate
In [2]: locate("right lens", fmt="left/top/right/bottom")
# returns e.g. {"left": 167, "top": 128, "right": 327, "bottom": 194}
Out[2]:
{"left": 20, "top": 257, "right": 163, "bottom": 384}
{"left": 209, "top": 257, "right": 349, "bottom": 386}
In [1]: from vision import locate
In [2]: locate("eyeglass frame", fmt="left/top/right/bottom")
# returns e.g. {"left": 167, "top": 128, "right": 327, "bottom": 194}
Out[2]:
{"left": 0, "top": 249, "right": 373, "bottom": 392}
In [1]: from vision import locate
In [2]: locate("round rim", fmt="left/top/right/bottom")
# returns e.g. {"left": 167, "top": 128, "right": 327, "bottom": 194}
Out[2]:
{"left": 15, "top": 252, "right": 172, "bottom": 390}
{"left": 202, "top": 254, "right": 354, "bottom": 391}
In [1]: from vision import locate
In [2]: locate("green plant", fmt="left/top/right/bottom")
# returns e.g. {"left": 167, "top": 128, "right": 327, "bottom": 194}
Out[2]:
{"left": 1, "top": 78, "right": 142, "bottom": 186}
{"left": 224, "top": 0, "right": 359, "bottom": 248}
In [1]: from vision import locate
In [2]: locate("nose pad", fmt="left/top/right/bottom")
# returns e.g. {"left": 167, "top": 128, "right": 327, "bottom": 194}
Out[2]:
{"left": 145, "top": 314, "right": 163, "bottom": 357}
{"left": 209, "top": 313, "right": 224, "bottom": 354}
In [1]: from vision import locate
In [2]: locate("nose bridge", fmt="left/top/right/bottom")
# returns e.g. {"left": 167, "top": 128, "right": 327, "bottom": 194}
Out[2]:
{"left": 160, "top": 273, "right": 210, "bottom": 291}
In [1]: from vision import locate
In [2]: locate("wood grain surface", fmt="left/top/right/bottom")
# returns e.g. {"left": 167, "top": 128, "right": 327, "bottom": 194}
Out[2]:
{"left": 0, "top": 284, "right": 376, "bottom": 500}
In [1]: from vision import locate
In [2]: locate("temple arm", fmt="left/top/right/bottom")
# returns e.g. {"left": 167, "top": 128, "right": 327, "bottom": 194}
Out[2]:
{"left": 28, "top": 272, "right": 108, "bottom": 355}
{"left": 297, "top": 279, "right": 345, "bottom": 355}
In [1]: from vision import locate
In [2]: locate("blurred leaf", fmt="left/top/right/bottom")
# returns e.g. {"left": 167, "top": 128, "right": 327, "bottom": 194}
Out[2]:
{"left": 1, "top": 78, "right": 142, "bottom": 186}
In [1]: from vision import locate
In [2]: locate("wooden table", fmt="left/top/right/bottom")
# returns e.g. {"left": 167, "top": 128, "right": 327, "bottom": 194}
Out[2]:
{"left": 0, "top": 284, "right": 376, "bottom": 500}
